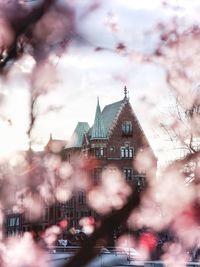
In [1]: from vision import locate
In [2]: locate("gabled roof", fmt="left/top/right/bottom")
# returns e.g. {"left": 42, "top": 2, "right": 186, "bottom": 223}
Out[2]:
{"left": 72, "top": 122, "right": 90, "bottom": 147}
{"left": 91, "top": 98, "right": 106, "bottom": 140}
{"left": 89, "top": 99, "right": 126, "bottom": 139}
{"left": 71, "top": 88, "right": 131, "bottom": 142}
{"left": 102, "top": 100, "right": 124, "bottom": 136}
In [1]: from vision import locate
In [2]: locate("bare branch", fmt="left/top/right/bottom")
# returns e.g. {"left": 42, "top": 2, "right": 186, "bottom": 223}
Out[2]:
{"left": 63, "top": 189, "right": 142, "bottom": 267}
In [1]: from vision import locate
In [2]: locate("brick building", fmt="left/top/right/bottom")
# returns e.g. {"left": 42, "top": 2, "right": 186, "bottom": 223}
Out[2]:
{"left": 61, "top": 87, "right": 156, "bottom": 228}
{"left": 5, "top": 87, "right": 156, "bottom": 236}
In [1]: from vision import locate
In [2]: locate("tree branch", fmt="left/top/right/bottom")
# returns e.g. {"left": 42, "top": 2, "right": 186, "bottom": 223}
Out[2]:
{"left": 62, "top": 189, "right": 142, "bottom": 267}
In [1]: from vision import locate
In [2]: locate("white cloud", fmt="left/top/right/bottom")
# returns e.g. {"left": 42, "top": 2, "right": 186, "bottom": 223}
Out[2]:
{"left": 115, "top": 0, "right": 162, "bottom": 10}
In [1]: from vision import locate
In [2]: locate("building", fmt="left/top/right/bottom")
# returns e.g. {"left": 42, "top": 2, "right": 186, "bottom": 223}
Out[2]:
{"left": 61, "top": 86, "right": 156, "bottom": 228}
{"left": 5, "top": 87, "right": 156, "bottom": 237}
{"left": 45, "top": 133, "right": 67, "bottom": 154}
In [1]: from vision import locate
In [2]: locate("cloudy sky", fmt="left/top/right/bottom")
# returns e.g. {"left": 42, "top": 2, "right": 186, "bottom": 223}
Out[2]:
{"left": 0, "top": 0, "right": 200, "bottom": 162}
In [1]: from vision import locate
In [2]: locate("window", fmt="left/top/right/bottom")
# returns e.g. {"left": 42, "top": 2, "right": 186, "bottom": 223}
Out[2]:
{"left": 123, "top": 168, "right": 132, "bottom": 181}
{"left": 66, "top": 199, "right": 73, "bottom": 207}
{"left": 78, "top": 191, "right": 85, "bottom": 204}
{"left": 8, "top": 217, "right": 19, "bottom": 227}
{"left": 95, "top": 147, "right": 104, "bottom": 158}
{"left": 121, "top": 148, "right": 125, "bottom": 158}
{"left": 100, "top": 147, "right": 104, "bottom": 156}
{"left": 122, "top": 121, "right": 132, "bottom": 136}
{"left": 136, "top": 176, "right": 146, "bottom": 191}
{"left": 121, "top": 147, "right": 133, "bottom": 159}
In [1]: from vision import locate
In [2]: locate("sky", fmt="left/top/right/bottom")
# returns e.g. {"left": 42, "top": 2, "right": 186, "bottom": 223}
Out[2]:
{"left": 0, "top": 0, "right": 200, "bottom": 163}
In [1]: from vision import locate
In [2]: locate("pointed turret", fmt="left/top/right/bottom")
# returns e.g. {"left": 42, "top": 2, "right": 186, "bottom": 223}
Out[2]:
{"left": 91, "top": 97, "right": 106, "bottom": 139}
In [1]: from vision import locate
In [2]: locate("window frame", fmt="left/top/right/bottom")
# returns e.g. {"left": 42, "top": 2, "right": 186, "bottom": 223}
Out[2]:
{"left": 121, "top": 147, "right": 133, "bottom": 159}
{"left": 122, "top": 121, "right": 133, "bottom": 136}
{"left": 123, "top": 168, "right": 133, "bottom": 181}
{"left": 78, "top": 191, "right": 85, "bottom": 204}
{"left": 8, "top": 217, "right": 19, "bottom": 227}
{"left": 95, "top": 147, "right": 105, "bottom": 158}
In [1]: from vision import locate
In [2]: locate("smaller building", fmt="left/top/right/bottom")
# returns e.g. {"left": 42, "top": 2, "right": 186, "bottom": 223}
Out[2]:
{"left": 45, "top": 134, "right": 67, "bottom": 154}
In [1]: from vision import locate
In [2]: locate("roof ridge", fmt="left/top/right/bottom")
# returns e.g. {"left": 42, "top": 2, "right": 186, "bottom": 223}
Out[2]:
{"left": 102, "top": 99, "right": 124, "bottom": 111}
{"left": 101, "top": 99, "right": 125, "bottom": 136}
{"left": 107, "top": 101, "right": 126, "bottom": 137}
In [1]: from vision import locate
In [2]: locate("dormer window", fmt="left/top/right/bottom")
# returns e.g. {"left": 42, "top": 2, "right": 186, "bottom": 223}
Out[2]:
{"left": 122, "top": 121, "right": 132, "bottom": 136}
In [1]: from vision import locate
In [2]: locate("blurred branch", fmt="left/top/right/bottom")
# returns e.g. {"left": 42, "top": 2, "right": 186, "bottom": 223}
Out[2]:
{"left": 62, "top": 189, "right": 142, "bottom": 267}
{"left": 166, "top": 147, "right": 200, "bottom": 172}
{"left": 27, "top": 94, "right": 37, "bottom": 151}
{"left": 0, "top": 0, "right": 55, "bottom": 72}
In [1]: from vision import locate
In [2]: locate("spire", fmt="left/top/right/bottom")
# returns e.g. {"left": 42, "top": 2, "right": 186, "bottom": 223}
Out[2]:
{"left": 123, "top": 85, "right": 130, "bottom": 101}
{"left": 91, "top": 97, "right": 106, "bottom": 139}
{"left": 124, "top": 85, "right": 127, "bottom": 99}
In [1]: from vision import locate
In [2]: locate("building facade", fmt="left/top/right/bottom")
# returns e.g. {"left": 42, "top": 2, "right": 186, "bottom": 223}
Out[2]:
{"left": 61, "top": 87, "right": 156, "bottom": 228}
{"left": 5, "top": 87, "right": 156, "bottom": 237}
